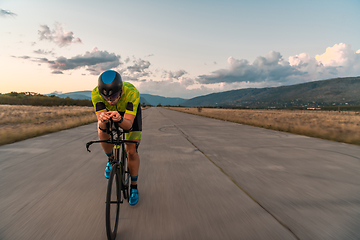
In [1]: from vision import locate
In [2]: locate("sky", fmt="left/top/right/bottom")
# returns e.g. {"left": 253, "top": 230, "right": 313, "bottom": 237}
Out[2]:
{"left": 1, "top": 0, "right": 360, "bottom": 99}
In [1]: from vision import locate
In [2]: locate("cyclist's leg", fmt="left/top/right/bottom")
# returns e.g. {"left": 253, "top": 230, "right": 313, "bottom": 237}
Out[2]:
{"left": 125, "top": 106, "right": 142, "bottom": 183}
{"left": 125, "top": 131, "right": 141, "bottom": 205}
{"left": 98, "top": 121, "right": 114, "bottom": 155}
{"left": 124, "top": 132, "right": 141, "bottom": 184}
{"left": 98, "top": 121, "right": 115, "bottom": 179}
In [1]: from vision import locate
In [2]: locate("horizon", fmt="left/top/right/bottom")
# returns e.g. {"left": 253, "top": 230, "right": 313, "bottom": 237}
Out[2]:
{"left": 1, "top": 0, "right": 360, "bottom": 98}
{"left": 3, "top": 75, "right": 355, "bottom": 100}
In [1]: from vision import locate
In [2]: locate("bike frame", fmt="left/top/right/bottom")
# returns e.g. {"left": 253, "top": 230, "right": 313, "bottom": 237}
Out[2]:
{"left": 86, "top": 118, "right": 139, "bottom": 240}
{"left": 86, "top": 118, "right": 139, "bottom": 200}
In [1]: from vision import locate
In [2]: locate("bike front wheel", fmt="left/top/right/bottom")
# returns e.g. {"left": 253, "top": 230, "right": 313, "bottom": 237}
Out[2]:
{"left": 121, "top": 144, "right": 130, "bottom": 201}
{"left": 105, "top": 164, "right": 121, "bottom": 240}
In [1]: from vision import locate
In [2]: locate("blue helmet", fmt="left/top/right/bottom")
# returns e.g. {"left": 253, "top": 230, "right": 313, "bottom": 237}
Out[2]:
{"left": 98, "top": 70, "right": 123, "bottom": 99}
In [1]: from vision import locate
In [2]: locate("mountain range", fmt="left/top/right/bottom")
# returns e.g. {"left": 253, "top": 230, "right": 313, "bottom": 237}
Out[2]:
{"left": 48, "top": 90, "right": 187, "bottom": 106}
{"left": 182, "top": 76, "right": 360, "bottom": 108}
{"left": 49, "top": 76, "right": 360, "bottom": 108}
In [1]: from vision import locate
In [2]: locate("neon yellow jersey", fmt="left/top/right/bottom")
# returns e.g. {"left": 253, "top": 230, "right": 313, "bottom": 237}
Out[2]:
{"left": 91, "top": 82, "right": 140, "bottom": 116}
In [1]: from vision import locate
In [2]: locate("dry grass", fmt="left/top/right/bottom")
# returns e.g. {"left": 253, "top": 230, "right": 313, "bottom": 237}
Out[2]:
{"left": 0, "top": 105, "right": 97, "bottom": 145}
{"left": 167, "top": 107, "right": 360, "bottom": 145}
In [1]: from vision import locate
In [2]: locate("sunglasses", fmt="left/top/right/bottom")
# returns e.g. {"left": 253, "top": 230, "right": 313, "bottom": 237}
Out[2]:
{"left": 103, "top": 91, "right": 121, "bottom": 101}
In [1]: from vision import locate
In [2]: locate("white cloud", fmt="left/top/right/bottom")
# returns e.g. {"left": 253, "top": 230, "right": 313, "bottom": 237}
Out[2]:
{"left": 38, "top": 47, "right": 121, "bottom": 75}
{"left": 197, "top": 43, "right": 360, "bottom": 89}
{"left": 132, "top": 43, "right": 360, "bottom": 98}
{"left": 14, "top": 39, "right": 359, "bottom": 98}
{"left": 135, "top": 77, "right": 278, "bottom": 99}
{"left": 126, "top": 58, "right": 151, "bottom": 74}
{"left": 0, "top": 9, "right": 17, "bottom": 17}
{"left": 38, "top": 23, "right": 82, "bottom": 47}
{"left": 179, "top": 77, "right": 194, "bottom": 87}
{"left": 162, "top": 69, "right": 188, "bottom": 80}
{"left": 12, "top": 55, "right": 31, "bottom": 59}
{"left": 136, "top": 79, "right": 212, "bottom": 98}
{"left": 290, "top": 43, "right": 360, "bottom": 80}
{"left": 197, "top": 52, "right": 304, "bottom": 84}
{"left": 315, "top": 43, "right": 356, "bottom": 67}
{"left": 33, "top": 49, "right": 54, "bottom": 55}
{"left": 118, "top": 57, "right": 151, "bottom": 81}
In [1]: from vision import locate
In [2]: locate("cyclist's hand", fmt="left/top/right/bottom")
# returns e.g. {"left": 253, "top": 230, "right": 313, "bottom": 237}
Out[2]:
{"left": 108, "top": 111, "right": 122, "bottom": 122}
{"left": 99, "top": 111, "right": 110, "bottom": 123}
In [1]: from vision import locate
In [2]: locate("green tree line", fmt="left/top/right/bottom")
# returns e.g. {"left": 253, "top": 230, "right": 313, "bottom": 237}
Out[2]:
{"left": 0, "top": 92, "right": 93, "bottom": 106}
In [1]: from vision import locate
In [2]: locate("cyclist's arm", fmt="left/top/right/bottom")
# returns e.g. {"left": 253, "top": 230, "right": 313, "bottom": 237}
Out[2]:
{"left": 107, "top": 111, "right": 135, "bottom": 131}
{"left": 121, "top": 113, "right": 135, "bottom": 130}
{"left": 112, "top": 89, "right": 140, "bottom": 131}
{"left": 92, "top": 88, "right": 109, "bottom": 124}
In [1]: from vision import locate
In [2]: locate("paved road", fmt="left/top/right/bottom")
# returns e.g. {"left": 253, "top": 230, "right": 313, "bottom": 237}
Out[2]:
{"left": 1, "top": 107, "right": 360, "bottom": 240}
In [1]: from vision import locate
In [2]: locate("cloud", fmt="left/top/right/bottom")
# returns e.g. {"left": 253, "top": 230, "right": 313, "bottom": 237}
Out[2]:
{"left": 124, "top": 57, "right": 131, "bottom": 63}
{"left": 162, "top": 70, "right": 188, "bottom": 80}
{"left": 0, "top": 9, "right": 17, "bottom": 17}
{"left": 169, "top": 70, "right": 188, "bottom": 79}
{"left": 38, "top": 23, "right": 82, "bottom": 47}
{"left": 198, "top": 51, "right": 304, "bottom": 84}
{"left": 10, "top": 40, "right": 360, "bottom": 98}
{"left": 133, "top": 44, "right": 360, "bottom": 98}
{"left": 135, "top": 78, "right": 270, "bottom": 99}
{"left": 119, "top": 58, "right": 151, "bottom": 81}
{"left": 127, "top": 58, "right": 150, "bottom": 74}
{"left": 38, "top": 47, "right": 121, "bottom": 75}
{"left": 197, "top": 44, "right": 360, "bottom": 87}
{"left": 34, "top": 49, "right": 54, "bottom": 55}
{"left": 179, "top": 77, "right": 194, "bottom": 87}
{"left": 290, "top": 43, "right": 360, "bottom": 80}
{"left": 136, "top": 79, "right": 210, "bottom": 98}
{"left": 315, "top": 43, "right": 357, "bottom": 67}
{"left": 12, "top": 55, "right": 31, "bottom": 60}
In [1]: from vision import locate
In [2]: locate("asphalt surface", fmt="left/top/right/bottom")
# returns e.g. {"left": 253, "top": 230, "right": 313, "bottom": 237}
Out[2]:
{"left": 1, "top": 107, "right": 360, "bottom": 240}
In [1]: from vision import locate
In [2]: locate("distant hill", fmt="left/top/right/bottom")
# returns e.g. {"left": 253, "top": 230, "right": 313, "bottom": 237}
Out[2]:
{"left": 140, "top": 97, "right": 150, "bottom": 105}
{"left": 140, "top": 94, "right": 187, "bottom": 106}
{"left": 182, "top": 77, "right": 360, "bottom": 108}
{"left": 49, "top": 91, "right": 93, "bottom": 100}
{"left": 47, "top": 91, "right": 184, "bottom": 106}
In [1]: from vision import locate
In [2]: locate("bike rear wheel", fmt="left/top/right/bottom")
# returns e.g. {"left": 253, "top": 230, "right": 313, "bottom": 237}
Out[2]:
{"left": 105, "top": 164, "right": 121, "bottom": 240}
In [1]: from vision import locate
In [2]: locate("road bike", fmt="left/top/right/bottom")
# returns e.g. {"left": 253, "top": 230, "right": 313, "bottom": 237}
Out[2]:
{"left": 86, "top": 118, "right": 139, "bottom": 240}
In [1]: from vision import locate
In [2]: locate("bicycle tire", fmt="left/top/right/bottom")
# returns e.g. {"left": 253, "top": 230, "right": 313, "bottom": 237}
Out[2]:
{"left": 105, "top": 164, "right": 121, "bottom": 240}
{"left": 121, "top": 144, "right": 130, "bottom": 201}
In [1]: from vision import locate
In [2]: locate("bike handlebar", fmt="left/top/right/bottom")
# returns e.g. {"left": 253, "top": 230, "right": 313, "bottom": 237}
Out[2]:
{"left": 86, "top": 118, "right": 139, "bottom": 152}
{"left": 86, "top": 139, "right": 139, "bottom": 152}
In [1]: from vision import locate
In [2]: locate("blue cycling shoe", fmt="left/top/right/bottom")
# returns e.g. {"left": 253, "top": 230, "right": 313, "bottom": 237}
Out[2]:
{"left": 129, "top": 189, "right": 139, "bottom": 206}
{"left": 104, "top": 162, "right": 111, "bottom": 179}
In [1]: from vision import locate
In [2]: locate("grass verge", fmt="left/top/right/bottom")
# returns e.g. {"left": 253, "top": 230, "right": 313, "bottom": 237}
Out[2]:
{"left": 0, "top": 105, "right": 97, "bottom": 146}
{"left": 166, "top": 107, "right": 360, "bottom": 146}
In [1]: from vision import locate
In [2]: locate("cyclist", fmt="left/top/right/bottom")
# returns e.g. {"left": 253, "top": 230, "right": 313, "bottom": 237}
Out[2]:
{"left": 91, "top": 70, "right": 142, "bottom": 206}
